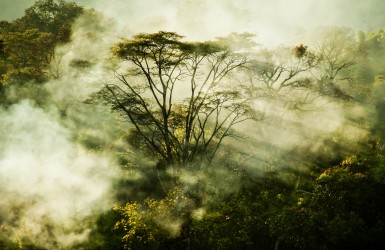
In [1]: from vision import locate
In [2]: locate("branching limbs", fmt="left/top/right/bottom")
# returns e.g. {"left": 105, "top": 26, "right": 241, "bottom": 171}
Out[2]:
{"left": 242, "top": 33, "right": 357, "bottom": 111}
{"left": 244, "top": 46, "right": 318, "bottom": 95}
{"left": 101, "top": 31, "right": 258, "bottom": 167}
{"left": 312, "top": 28, "right": 358, "bottom": 100}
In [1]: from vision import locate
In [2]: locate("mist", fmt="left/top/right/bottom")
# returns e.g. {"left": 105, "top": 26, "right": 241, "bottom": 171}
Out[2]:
{"left": 79, "top": 0, "right": 385, "bottom": 46}
{"left": 0, "top": 101, "right": 118, "bottom": 248}
{"left": 2, "top": 0, "right": 385, "bottom": 44}
{"left": 1, "top": 0, "right": 384, "bottom": 248}
{"left": 0, "top": 9, "right": 121, "bottom": 248}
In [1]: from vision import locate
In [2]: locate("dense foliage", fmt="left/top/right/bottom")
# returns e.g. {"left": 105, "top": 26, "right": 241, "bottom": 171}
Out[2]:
{"left": 0, "top": 0, "right": 83, "bottom": 93}
{"left": 2, "top": 1, "right": 385, "bottom": 249}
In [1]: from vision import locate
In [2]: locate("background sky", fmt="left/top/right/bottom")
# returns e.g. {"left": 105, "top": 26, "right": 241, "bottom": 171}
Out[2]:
{"left": 1, "top": 0, "right": 385, "bottom": 45}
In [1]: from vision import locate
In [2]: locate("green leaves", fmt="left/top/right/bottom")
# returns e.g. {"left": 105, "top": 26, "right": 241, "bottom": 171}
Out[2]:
{"left": 114, "top": 188, "right": 191, "bottom": 249}
{"left": 0, "top": 0, "right": 83, "bottom": 85}
{"left": 22, "top": 0, "right": 83, "bottom": 40}
{"left": 112, "top": 31, "right": 184, "bottom": 60}
{"left": 112, "top": 31, "right": 256, "bottom": 61}
{"left": 0, "top": 29, "right": 55, "bottom": 82}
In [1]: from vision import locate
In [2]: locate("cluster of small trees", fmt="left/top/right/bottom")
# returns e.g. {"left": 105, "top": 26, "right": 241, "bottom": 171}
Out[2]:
{"left": 0, "top": 0, "right": 83, "bottom": 85}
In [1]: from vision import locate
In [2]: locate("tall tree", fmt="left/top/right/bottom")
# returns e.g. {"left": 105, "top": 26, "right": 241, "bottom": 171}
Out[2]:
{"left": 100, "top": 31, "right": 259, "bottom": 167}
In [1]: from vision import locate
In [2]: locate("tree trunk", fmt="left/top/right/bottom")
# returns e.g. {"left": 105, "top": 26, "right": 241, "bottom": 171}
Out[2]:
{"left": 275, "top": 240, "right": 280, "bottom": 250}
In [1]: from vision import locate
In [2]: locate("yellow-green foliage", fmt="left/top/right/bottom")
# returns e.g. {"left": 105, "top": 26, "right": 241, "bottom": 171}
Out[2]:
{"left": 113, "top": 188, "right": 192, "bottom": 248}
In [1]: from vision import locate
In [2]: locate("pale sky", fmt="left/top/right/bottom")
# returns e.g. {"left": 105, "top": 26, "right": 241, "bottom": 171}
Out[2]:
{"left": 1, "top": 0, "right": 385, "bottom": 45}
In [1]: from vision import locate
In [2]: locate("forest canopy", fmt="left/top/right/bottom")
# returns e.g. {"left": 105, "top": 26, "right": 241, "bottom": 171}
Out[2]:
{"left": 1, "top": 1, "right": 385, "bottom": 249}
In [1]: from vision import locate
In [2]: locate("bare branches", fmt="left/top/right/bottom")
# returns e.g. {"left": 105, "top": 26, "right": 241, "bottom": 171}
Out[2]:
{"left": 244, "top": 46, "right": 318, "bottom": 95}
{"left": 242, "top": 31, "right": 358, "bottom": 110}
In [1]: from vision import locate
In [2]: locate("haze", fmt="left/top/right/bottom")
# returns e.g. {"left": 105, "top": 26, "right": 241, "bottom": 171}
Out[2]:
{"left": 2, "top": 0, "right": 385, "bottom": 45}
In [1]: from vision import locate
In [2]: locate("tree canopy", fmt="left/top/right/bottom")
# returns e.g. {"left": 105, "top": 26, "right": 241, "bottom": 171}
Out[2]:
{"left": 0, "top": 0, "right": 83, "bottom": 85}
{"left": 100, "top": 31, "right": 260, "bottom": 167}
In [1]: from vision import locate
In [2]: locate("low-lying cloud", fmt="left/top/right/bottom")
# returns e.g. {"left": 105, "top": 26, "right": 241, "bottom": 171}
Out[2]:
{"left": 0, "top": 101, "right": 118, "bottom": 248}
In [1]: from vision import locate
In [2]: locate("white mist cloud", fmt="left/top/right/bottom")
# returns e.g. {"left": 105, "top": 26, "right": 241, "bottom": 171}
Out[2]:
{"left": 2, "top": 0, "right": 385, "bottom": 45}
{"left": 0, "top": 101, "right": 118, "bottom": 248}
{"left": 81, "top": 0, "right": 385, "bottom": 46}
{"left": 2, "top": 0, "right": 384, "bottom": 46}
